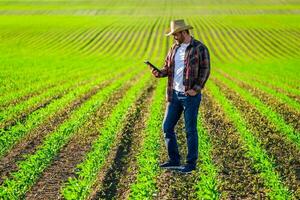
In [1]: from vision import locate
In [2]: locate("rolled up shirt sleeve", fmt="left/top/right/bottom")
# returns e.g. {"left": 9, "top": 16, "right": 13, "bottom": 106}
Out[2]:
{"left": 193, "top": 45, "right": 210, "bottom": 92}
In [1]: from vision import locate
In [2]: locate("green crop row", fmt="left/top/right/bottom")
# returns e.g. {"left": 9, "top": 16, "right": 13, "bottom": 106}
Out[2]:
{"left": 0, "top": 53, "right": 131, "bottom": 125}
{"left": 214, "top": 72, "right": 300, "bottom": 149}
{"left": 0, "top": 48, "right": 97, "bottom": 93}
{"left": 203, "top": 17, "right": 252, "bottom": 62}
{"left": 128, "top": 79, "right": 166, "bottom": 199}
{"left": 193, "top": 115, "right": 220, "bottom": 199}
{"left": 0, "top": 64, "right": 133, "bottom": 158}
{"left": 219, "top": 62, "right": 300, "bottom": 98}
{"left": 0, "top": 53, "right": 118, "bottom": 104}
{"left": 0, "top": 59, "right": 110, "bottom": 109}
{"left": 119, "top": 19, "right": 148, "bottom": 59}
{"left": 220, "top": 61, "right": 300, "bottom": 95}
{"left": 90, "top": 24, "right": 131, "bottom": 57}
{"left": 0, "top": 67, "right": 104, "bottom": 127}
{"left": 219, "top": 69, "right": 300, "bottom": 112}
{"left": 0, "top": 67, "right": 142, "bottom": 199}
{"left": 61, "top": 73, "right": 151, "bottom": 200}
{"left": 207, "top": 81, "right": 292, "bottom": 199}
{"left": 190, "top": 16, "right": 300, "bottom": 83}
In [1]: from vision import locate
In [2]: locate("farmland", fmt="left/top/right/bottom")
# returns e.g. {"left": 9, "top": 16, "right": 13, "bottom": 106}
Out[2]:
{"left": 0, "top": 0, "right": 299, "bottom": 199}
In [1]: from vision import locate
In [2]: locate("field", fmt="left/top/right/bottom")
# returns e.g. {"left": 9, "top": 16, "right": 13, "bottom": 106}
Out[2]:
{"left": 0, "top": 0, "right": 299, "bottom": 199}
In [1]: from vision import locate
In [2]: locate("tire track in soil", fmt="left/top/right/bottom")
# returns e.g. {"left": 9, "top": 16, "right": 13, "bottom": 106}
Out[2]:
{"left": 0, "top": 79, "right": 112, "bottom": 184}
{"left": 217, "top": 70, "right": 300, "bottom": 132}
{"left": 90, "top": 82, "right": 156, "bottom": 200}
{"left": 201, "top": 90, "right": 266, "bottom": 199}
{"left": 213, "top": 78, "right": 300, "bottom": 199}
{"left": 24, "top": 76, "right": 152, "bottom": 199}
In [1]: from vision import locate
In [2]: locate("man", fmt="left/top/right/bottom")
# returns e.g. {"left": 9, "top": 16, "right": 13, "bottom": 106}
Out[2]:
{"left": 148, "top": 19, "right": 210, "bottom": 173}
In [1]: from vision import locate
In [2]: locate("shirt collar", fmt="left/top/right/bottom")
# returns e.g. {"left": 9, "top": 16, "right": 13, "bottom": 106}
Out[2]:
{"left": 189, "top": 36, "right": 197, "bottom": 47}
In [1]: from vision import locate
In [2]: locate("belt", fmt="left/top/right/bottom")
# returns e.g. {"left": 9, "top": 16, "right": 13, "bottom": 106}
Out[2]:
{"left": 173, "top": 89, "right": 187, "bottom": 95}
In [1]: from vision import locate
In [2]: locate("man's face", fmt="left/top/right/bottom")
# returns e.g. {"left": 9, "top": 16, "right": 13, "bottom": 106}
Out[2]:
{"left": 173, "top": 31, "right": 184, "bottom": 44}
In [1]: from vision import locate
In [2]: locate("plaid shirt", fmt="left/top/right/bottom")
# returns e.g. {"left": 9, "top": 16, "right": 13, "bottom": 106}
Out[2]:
{"left": 158, "top": 37, "right": 210, "bottom": 102}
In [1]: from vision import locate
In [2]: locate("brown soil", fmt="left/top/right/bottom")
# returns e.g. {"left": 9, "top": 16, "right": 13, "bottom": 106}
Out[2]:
{"left": 1, "top": 75, "right": 97, "bottom": 130}
{"left": 155, "top": 89, "right": 266, "bottom": 199}
{"left": 0, "top": 82, "right": 57, "bottom": 109}
{"left": 90, "top": 83, "right": 156, "bottom": 200}
{"left": 24, "top": 78, "right": 155, "bottom": 200}
{"left": 1, "top": 91, "right": 63, "bottom": 130}
{"left": 213, "top": 77, "right": 300, "bottom": 199}
{"left": 201, "top": 90, "right": 266, "bottom": 199}
{"left": 217, "top": 70, "right": 300, "bottom": 132}
{"left": 23, "top": 79, "right": 132, "bottom": 199}
{"left": 155, "top": 116, "right": 197, "bottom": 200}
{"left": 0, "top": 80, "right": 111, "bottom": 184}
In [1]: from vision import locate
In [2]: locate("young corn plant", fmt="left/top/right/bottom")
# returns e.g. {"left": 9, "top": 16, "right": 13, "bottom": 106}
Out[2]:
{"left": 214, "top": 72, "right": 300, "bottom": 149}
{"left": 61, "top": 73, "right": 151, "bottom": 200}
{"left": 0, "top": 65, "right": 132, "bottom": 158}
{"left": 193, "top": 114, "right": 220, "bottom": 199}
{"left": 128, "top": 79, "right": 166, "bottom": 199}
{"left": 0, "top": 68, "right": 141, "bottom": 199}
{"left": 207, "top": 81, "right": 292, "bottom": 200}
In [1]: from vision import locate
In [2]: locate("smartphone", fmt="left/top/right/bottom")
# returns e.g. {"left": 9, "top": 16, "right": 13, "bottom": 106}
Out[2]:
{"left": 144, "top": 60, "right": 161, "bottom": 73}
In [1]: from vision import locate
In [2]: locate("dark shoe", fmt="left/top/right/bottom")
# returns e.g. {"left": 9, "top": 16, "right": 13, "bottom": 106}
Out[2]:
{"left": 159, "top": 161, "right": 180, "bottom": 169}
{"left": 177, "top": 165, "right": 196, "bottom": 174}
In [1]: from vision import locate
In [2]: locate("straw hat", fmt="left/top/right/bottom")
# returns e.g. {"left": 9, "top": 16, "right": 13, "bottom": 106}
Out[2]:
{"left": 165, "top": 19, "right": 193, "bottom": 36}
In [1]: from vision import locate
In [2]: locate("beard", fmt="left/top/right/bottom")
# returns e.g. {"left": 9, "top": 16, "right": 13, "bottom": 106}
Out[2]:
{"left": 174, "top": 33, "right": 184, "bottom": 44}
{"left": 175, "top": 37, "right": 184, "bottom": 44}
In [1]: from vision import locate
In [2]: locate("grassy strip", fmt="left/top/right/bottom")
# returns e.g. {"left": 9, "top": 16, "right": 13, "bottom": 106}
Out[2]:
{"left": 190, "top": 17, "right": 224, "bottom": 64}
{"left": 0, "top": 65, "right": 132, "bottom": 158}
{"left": 0, "top": 68, "right": 141, "bottom": 199}
{"left": 128, "top": 79, "right": 166, "bottom": 199}
{"left": 207, "top": 81, "right": 292, "bottom": 199}
{"left": 61, "top": 73, "right": 151, "bottom": 200}
{"left": 193, "top": 114, "right": 220, "bottom": 199}
{"left": 214, "top": 73, "right": 300, "bottom": 148}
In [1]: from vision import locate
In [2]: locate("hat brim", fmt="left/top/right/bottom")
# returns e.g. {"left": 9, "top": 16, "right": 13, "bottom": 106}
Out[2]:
{"left": 165, "top": 25, "right": 193, "bottom": 36}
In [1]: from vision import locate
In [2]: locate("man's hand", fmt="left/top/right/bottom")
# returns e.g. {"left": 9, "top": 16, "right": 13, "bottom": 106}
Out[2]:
{"left": 148, "top": 65, "right": 160, "bottom": 78}
{"left": 185, "top": 89, "right": 198, "bottom": 96}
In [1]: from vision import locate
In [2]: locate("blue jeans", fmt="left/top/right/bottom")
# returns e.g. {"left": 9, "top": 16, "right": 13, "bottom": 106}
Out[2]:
{"left": 162, "top": 89, "right": 202, "bottom": 167}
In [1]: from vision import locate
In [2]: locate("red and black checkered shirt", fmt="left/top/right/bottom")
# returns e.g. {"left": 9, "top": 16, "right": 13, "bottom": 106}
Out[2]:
{"left": 158, "top": 37, "right": 210, "bottom": 102}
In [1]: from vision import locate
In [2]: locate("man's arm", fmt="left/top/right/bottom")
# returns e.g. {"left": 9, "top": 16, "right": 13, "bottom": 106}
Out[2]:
{"left": 192, "top": 45, "right": 210, "bottom": 93}
{"left": 151, "top": 47, "right": 172, "bottom": 78}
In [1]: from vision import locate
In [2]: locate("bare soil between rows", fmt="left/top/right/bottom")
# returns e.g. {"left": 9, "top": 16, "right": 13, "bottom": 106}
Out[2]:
{"left": 201, "top": 90, "right": 266, "bottom": 199}
{"left": 90, "top": 83, "right": 156, "bottom": 200}
{"left": 213, "top": 77, "right": 300, "bottom": 198}
{"left": 0, "top": 79, "right": 111, "bottom": 185}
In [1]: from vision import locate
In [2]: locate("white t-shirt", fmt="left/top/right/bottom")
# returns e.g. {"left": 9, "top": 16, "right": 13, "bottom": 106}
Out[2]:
{"left": 173, "top": 43, "right": 189, "bottom": 92}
